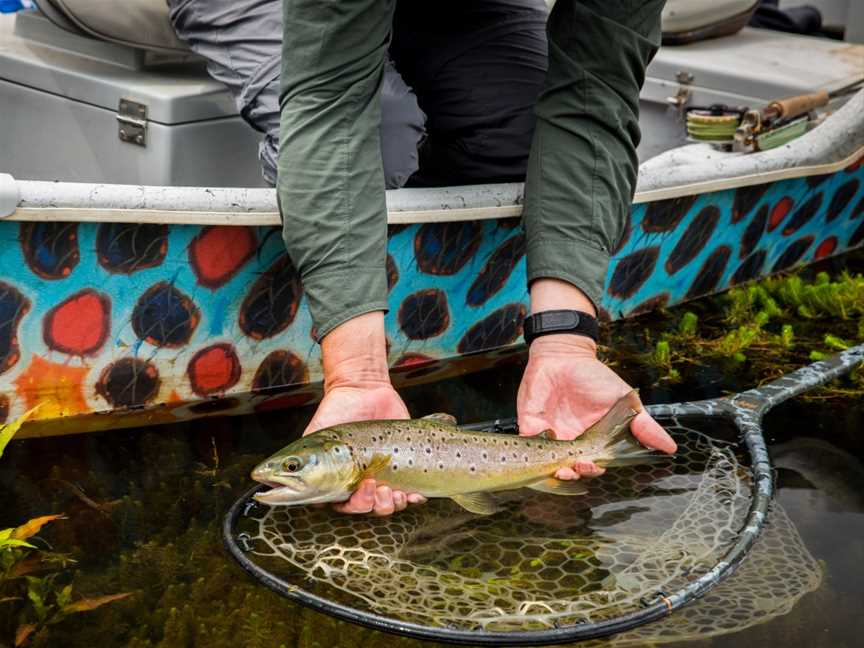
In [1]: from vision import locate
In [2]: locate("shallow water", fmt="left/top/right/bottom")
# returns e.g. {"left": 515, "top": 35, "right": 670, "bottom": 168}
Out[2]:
{"left": 2, "top": 305, "right": 864, "bottom": 647}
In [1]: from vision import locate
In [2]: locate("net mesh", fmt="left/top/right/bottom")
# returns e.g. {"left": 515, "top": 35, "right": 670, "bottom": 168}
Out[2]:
{"left": 236, "top": 418, "right": 820, "bottom": 635}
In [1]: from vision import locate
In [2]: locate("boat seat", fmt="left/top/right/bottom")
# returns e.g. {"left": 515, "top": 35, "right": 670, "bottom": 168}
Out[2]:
{"left": 35, "top": 0, "right": 189, "bottom": 53}
{"left": 662, "top": 0, "right": 759, "bottom": 45}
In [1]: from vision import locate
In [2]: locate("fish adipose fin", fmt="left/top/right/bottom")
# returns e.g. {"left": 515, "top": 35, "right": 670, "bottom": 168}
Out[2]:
{"left": 528, "top": 478, "right": 589, "bottom": 496}
{"left": 451, "top": 492, "right": 501, "bottom": 515}
{"left": 578, "top": 389, "right": 666, "bottom": 468}
{"left": 422, "top": 413, "right": 457, "bottom": 424}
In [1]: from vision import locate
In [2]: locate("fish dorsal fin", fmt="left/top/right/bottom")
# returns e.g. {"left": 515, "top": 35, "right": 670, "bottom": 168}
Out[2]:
{"left": 536, "top": 429, "right": 556, "bottom": 441}
{"left": 578, "top": 389, "right": 642, "bottom": 449}
{"left": 451, "top": 492, "right": 501, "bottom": 515}
{"left": 357, "top": 453, "right": 391, "bottom": 481}
{"left": 421, "top": 413, "right": 457, "bottom": 425}
{"left": 528, "top": 478, "right": 589, "bottom": 496}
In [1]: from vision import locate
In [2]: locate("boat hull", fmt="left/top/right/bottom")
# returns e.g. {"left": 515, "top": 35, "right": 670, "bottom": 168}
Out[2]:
{"left": 2, "top": 156, "right": 863, "bottom": 437}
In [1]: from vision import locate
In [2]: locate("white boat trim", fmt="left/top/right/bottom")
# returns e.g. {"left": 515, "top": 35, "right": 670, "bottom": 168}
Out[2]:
{"left": 3, "top": 88, "right": 862, "bottom": 226}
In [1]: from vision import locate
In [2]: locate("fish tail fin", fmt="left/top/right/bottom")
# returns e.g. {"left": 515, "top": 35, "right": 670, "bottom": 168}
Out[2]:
{"left": 576, "top": 390, "right": 665, "bottom": 468}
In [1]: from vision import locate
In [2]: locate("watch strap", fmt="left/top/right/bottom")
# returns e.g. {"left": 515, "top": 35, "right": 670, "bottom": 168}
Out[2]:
{"left": 523, "top": 309, "right": 599, "bottom": 345}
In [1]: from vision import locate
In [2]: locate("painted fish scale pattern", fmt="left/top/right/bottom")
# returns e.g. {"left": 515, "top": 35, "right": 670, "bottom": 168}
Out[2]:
{"left": 0, "top": 158, "right": 862, "bottom": 430}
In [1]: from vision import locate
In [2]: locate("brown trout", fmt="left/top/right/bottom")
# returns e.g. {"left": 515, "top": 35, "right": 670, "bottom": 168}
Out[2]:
{"left": 251, "top": 390, "right": 660, "bottom": 514}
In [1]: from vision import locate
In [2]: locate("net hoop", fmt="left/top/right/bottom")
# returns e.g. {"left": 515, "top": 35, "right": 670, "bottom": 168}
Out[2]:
{"left": 223, "top": 345, "right": 864, "bottom": 645}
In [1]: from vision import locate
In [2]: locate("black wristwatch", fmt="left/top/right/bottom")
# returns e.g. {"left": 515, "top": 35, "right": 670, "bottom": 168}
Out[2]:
{"left": 523, "top": 309, "right": 599, "bottom": 346}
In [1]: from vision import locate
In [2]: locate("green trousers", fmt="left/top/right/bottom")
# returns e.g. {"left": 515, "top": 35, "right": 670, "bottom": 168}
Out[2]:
{"left": 278, "top": 0, "right": 663, "bottom": 340}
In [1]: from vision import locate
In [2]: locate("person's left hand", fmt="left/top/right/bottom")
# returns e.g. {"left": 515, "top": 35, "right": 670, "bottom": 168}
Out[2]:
{"left": 517, "top": 334, "right": 677, "bottom": 480}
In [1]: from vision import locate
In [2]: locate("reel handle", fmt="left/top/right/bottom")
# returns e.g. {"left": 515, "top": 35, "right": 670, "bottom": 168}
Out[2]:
{"left": 767, "top": 89, "right": 829, "bottom": 120}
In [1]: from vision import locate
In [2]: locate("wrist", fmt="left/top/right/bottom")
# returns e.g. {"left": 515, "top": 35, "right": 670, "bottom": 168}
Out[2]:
{"left": 530, "top": 278, "right": 597, "bottom": 317}
{"left": 528, "top": 333, "right": 597, "bottom": 359}
{"left": 321, "top": 311, "right": 391, "bottom": 391}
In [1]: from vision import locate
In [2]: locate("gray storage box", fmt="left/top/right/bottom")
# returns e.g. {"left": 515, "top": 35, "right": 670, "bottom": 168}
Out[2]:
{"left": 0, "top": 12, "right": 266, "bottom": 187}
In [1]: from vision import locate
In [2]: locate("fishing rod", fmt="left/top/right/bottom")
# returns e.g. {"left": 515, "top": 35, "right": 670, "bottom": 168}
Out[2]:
{"left": 685, "top": 80, "right": 864, "bottom": 152}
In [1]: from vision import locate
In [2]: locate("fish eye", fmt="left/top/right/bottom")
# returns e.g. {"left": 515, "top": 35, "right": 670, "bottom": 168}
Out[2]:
{"left": 283, "top": 457, "right": 303, "bottom": 473}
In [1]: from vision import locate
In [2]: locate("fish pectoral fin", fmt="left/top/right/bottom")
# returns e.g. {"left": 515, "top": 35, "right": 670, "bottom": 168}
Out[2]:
{"left": 357, "top": 453, "right": 391, "bottom": 481}
{"left": 422, "top": 413, "right": 458, "bottom": 425}
{"left": 528, "top": 478, "right": 589, "bottom": 496}
{"left": 451, "top": 492, "right": 502, "bottom": 516}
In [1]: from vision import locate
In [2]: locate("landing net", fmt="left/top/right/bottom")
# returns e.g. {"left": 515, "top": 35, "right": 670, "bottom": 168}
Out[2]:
{"left": 224, "top": 345, "right": 862, "bottom": 645}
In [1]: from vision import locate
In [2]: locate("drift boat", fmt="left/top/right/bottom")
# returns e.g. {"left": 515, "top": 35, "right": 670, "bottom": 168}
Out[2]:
{"left": 1, "top": 5, "right": 863, "bottom": 437}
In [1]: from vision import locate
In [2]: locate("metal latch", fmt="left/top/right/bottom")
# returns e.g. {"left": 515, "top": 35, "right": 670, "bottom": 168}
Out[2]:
{"left": 666, "top": 71, "right": 694, "bottom": 114}
{"left": 117, "top": 99, "right": 147, "bottom": 147}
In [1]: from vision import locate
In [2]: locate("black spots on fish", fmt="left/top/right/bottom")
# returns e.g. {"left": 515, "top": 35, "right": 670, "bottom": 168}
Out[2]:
{"left": 457, "top": 303, "right": 526, "bottom": 354}
{"left": 740, "top": 204, "right": 769, "bottom": 259}
{"left": 524, "top": 455, "right": 529, "bottom": 463}
{"left": 456, "top": 451, "right": 462, "bottom": 459}
{"left": 772, "top": 237, "right": 814, "bottom": 273}
{"left": 732, "top": 184, "right": 771, "bottom": 224}
{"left": 685, "top": 246, "right": 731, "bottom": 299}
{"left": 568, "top": 450, "right": 575, "bottom": 456}
{"left": 466, "top": 234, "right": 527, "bottom": 307}
{"left": 826, "top": 180, "right": 859, "bottom": 222}
{"left": 848, "top": 219, "right": 864, "bottom": 249}
{"left": 642, "top": 195, "right": 698, "bottom": 232}
{"left": 415, "top": 222, "right": 483, "bottom": 276}
{"left": 97, "top": 223, "right": 168, "bottom": 274}
{"left": 239, "top": 255, "right": 303, "bottom": 340}
{"left": 482, "top": 452, "right": 488, "bottom": 460}
{"left": 782, "top": 193, "right": 822, "bottom": 236}
{"left": 438, "top": 462, "right": 445, "bottom": 470}
{"left": 20, "top": 222, "right": 80, "bottom": 280}
{"left": 0, "top": 282, "right": 30, "bottom": 376}
{"left": 470, "top": 465, "right": 477, "bottom": 473}
{"left": 132, "top": 282, "right": 200, "bottom": 348}
{"left": 408, "top": 458, "right": 414, "bottom": 466}
{"left": 252, "top": 350, "right": 307, "bottom": 393}
{"left": 425, "top": 447, "right": 432, "bottom": 454}
{"left": 731, "top": 251, "right": 767, "bottom": 285}
{"left": 500, "top": 456, "right": 507, "bottom": 462}
{"left": 608, "top": 247, "right": 660, "bottom": 300}
{"left": 398, "top": 289, "right": 450, "bottom": 340}
{"left": 392, "top": 464, "right": 398, "bottom": 471}
{"left": 393, "top": 447, "right": 399, "bottom": 454}
{"left": 666, "top": 206, "right": 721, "bottom": 275}
{"left": 95, "top": 357, "right": 160, "bottom": 408}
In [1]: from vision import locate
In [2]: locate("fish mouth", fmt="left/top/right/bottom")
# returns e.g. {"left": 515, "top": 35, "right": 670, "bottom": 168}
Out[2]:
{"left": 253, "top": 485, "right": 305, "bottom": 505}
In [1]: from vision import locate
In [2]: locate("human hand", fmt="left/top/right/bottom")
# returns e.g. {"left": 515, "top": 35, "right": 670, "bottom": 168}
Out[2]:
{"left": 308, "top": 312, "right": 426, "bottom": 515}
{"left": 517, "top": 334, "right": 677, "bottom": 480}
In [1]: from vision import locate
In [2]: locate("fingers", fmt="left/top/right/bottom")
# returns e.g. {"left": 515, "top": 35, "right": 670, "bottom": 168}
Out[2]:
{"left": 332, "top": 479, "right": 425, "bottom": 516}
{"left": 555, "top": 460, "right": 605, "bottom": 481}
{"left": 631, "top": 410, "right": 677, "bottom": 454}
{"left": 333, "top": 479, "right": 377, "bottom": 514}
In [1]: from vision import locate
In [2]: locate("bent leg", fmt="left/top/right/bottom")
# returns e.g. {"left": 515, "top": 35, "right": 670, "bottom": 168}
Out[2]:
{"left": 168, "top": 0, "right": 422, "bottom": 188}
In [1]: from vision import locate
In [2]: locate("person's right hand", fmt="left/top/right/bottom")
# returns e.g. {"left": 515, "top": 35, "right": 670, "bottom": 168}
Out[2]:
{"left": 308, "top": 312, "right": 426, "bottom": 516}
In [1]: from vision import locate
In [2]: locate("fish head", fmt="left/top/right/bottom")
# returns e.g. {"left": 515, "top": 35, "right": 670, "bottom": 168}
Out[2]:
{"left": 251, "top": 435, "right": 357, "bottom": 506}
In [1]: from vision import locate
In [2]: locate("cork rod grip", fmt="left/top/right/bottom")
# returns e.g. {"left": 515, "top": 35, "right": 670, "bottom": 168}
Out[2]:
{"left": 768, "top": 89, "right": 830, "bottom": 120}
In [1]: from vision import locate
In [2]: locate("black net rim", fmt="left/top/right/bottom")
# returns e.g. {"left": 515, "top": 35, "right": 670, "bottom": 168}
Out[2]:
{"left": 222, "top": 411, "right": 770, "bottom": 646}
{"left": 222, "top": 345, "right": 864, "bottom": 645}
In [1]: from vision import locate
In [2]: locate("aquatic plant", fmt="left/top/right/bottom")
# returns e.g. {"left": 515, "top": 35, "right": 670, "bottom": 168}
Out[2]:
{"left": 0, "top": 412, "right": 132, "bottom": 647}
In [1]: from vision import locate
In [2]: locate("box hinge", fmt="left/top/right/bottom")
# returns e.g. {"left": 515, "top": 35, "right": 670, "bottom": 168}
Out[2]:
{"left": 117, "top": 99, "right": 148, "bottom": 147}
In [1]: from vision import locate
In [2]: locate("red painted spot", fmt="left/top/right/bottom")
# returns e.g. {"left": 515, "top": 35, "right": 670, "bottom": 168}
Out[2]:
{"left": 814, "top": 236, "right": 837, "bottom": 260}
{"left": 187, "top": 343, "right": 241, "bottom": 396}
{"left": 43, "top": 290, "right": 110, "bottom": 356}
{"left": 189, "top": 226, "right": 257, "bottom": 289}
{"left": 767, "top": 197, "right": 794, "bottom": 232}
{"left": 255, "top": 392, "right": 316, "bottom": 412}
{"left": 392, "top": 353, "right": 435, "bottom": 372}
